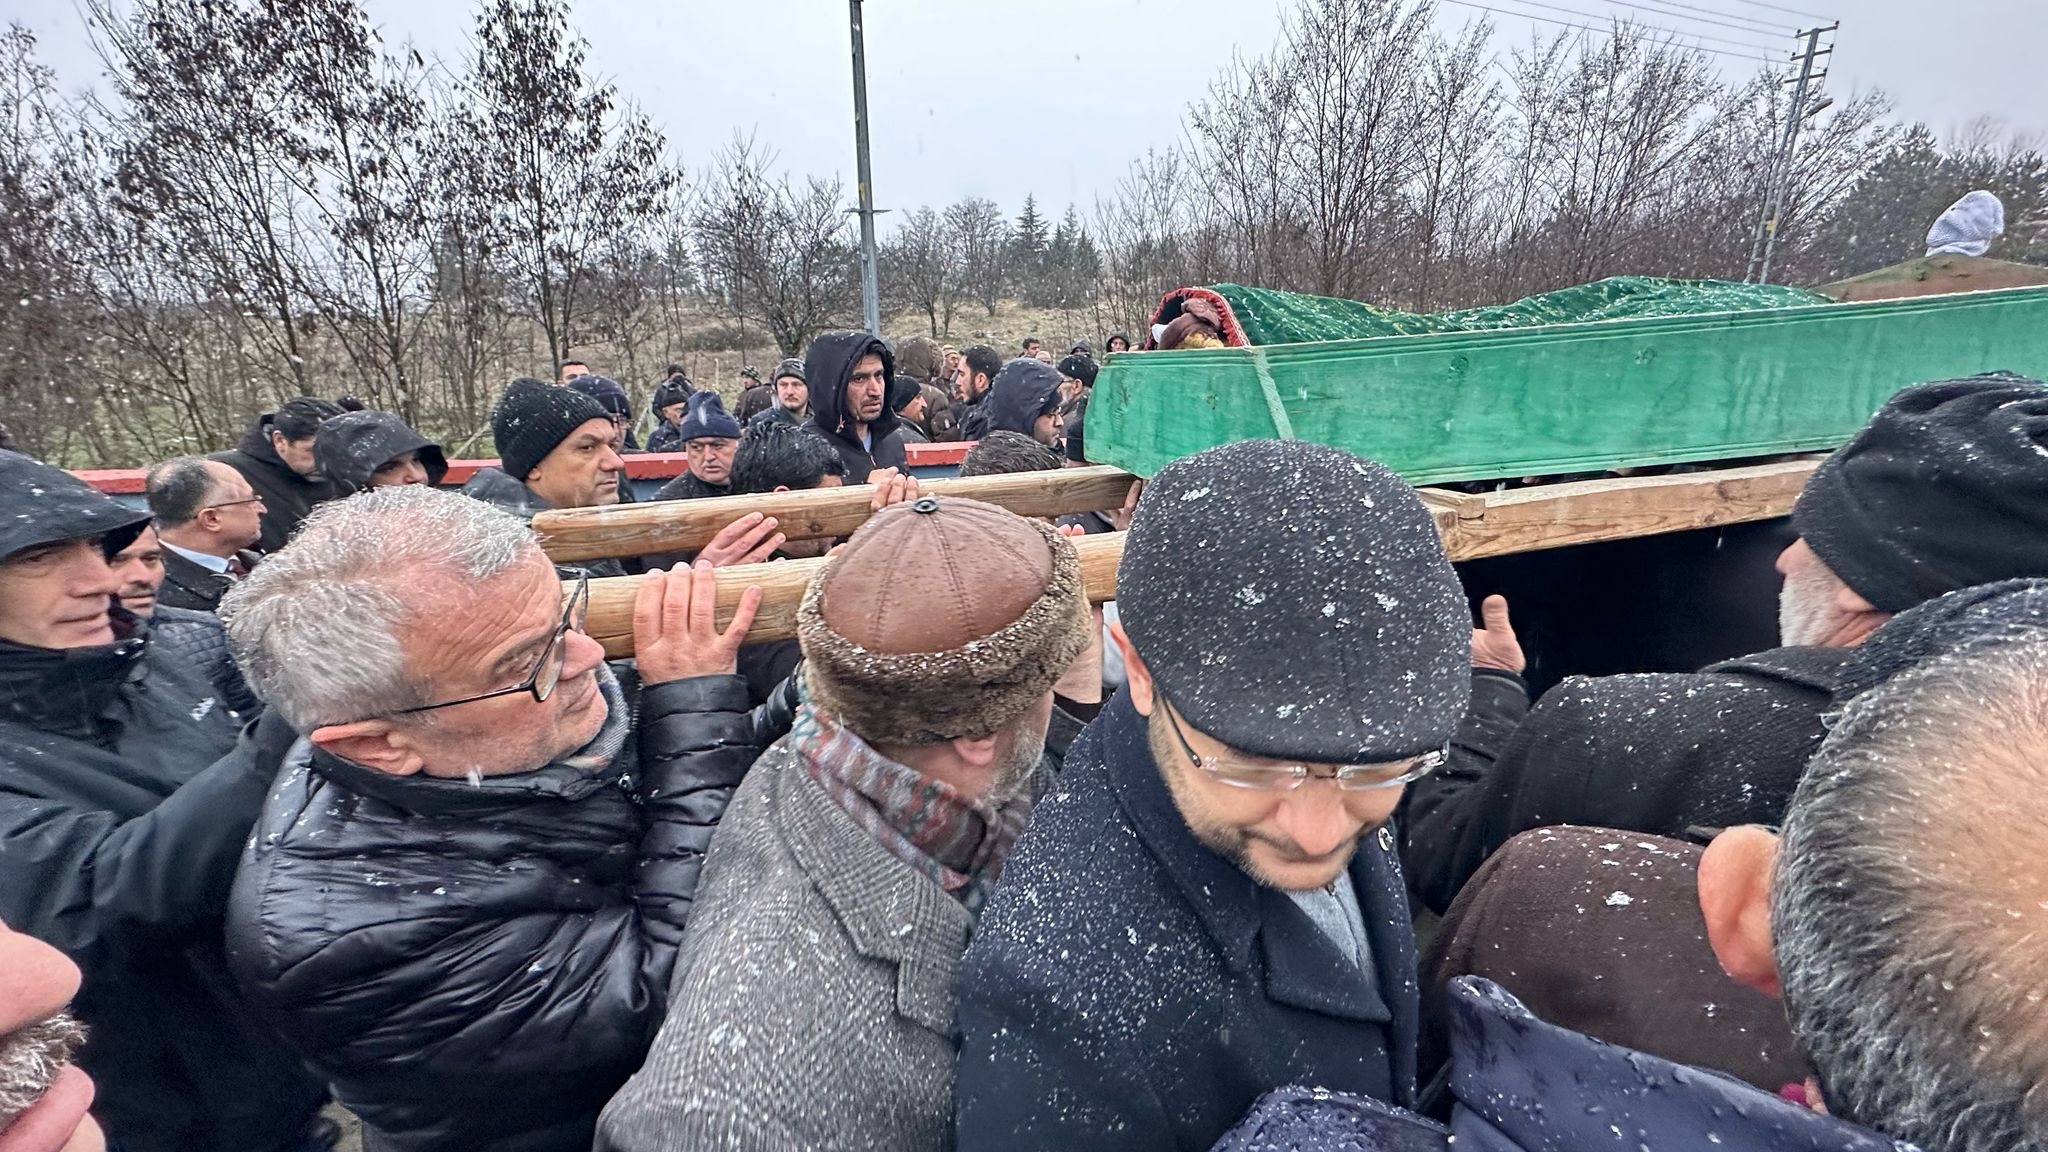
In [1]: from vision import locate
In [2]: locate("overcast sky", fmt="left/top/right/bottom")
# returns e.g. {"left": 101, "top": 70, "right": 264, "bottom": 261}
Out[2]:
{"left": 22, "top": 0, "right": 2047, "bottom": 218}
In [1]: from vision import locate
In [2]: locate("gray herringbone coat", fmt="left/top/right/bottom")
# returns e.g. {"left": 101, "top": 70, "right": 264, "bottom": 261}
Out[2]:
{"left": 596, "top": 739, "right": 971, "bottom": 1152}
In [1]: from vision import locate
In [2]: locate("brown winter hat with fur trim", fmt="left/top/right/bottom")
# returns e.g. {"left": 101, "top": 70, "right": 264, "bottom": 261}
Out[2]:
{"left": 798, "top": 495, "right": 1091, "bottom": 745}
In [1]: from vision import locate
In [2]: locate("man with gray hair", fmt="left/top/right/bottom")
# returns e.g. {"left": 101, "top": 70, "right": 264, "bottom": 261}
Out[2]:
{"left": 221, "top": 486, "right": 797, "bottom": 1152}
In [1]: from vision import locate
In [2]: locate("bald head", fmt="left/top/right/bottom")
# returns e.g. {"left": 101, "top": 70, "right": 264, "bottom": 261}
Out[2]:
{"left": 1774, "top": 631, "right": 2048, "bottom": 1151}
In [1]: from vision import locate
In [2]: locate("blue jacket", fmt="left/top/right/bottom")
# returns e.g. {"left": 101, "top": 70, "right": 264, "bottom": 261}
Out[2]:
{"left": 954, "top": 692, "right": 1420, "bottom": 1152}
{"left": 1214, "top": 977, "right": 1910, "bottom": 1152}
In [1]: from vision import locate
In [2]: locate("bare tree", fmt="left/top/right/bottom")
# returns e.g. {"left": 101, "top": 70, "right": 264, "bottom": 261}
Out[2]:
{"left": 446, "top": 0, "right": 676, "bottom": 370}
{"left": 880, "top": 205, "right": 958, "bottom": 336}
{"left": 946, "top": 197, "right": 1009, "bottom": 318}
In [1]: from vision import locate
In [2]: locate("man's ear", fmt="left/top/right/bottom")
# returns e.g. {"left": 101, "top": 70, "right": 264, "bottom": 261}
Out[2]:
{"left": 310, "top": 719, "right": 426, "bottom": 777}
{"left": 1699, "top": 825, "right": 1782, "bottom": 998}
{"left": 947, "top": 732, "right": 999, "bottom": 769}
{"left": 1108, "top": 621, "right": 1154, "bottom": 716}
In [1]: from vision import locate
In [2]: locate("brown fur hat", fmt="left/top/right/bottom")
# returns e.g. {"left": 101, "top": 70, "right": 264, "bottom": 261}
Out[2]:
{"left": 797, "top": 495, "right": 1091, "bottom": 745}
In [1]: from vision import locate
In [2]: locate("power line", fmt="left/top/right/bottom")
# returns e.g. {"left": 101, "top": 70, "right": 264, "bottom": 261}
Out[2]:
{"left": 1564, "top": 0, "right": 1794, "bottom": 39}
{"left": 1454, "top": 0, "right": 1779, "bottom": 54}
{"left": 1441, "top": 0, "right": 1781, "bottom": 61}
{"left": 1584, "top": 0, "right": 1794, "bottom": 39}
{"left": 1724, "top": 0, "right": 1835, "bottom": 22}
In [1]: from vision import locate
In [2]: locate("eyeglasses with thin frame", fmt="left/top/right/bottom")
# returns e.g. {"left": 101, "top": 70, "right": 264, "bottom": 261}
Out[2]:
{"left": 387, "top": 572, "right": 590, "bottom": 717}
{"left": 203, "top": 496, "right": 266, "bottom": 512}
{"left": 1158, "top": 693, "right": 1448, "bottom": 791}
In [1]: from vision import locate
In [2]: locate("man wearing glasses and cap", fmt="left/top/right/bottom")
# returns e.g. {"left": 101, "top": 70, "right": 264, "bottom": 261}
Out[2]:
{"left": 954, "top": 439, "right": 1473, "bottom": 1152}
{"left": 220, "top": 485, "right": 799, "bottom": 1152}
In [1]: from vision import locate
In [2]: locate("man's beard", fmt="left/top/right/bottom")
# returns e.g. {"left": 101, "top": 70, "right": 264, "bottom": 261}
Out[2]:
{"left": 0, "top": 1012, "right": 86, "bottom": 1128}
{"left": 983, "top": 721, "right": 1047, "bottom": 806}
{"left": 1778, "top": 562, "right": 1842, "bottom": 647}
{"left": 1145, "top": 709, "right": 1359, "bottom": 891}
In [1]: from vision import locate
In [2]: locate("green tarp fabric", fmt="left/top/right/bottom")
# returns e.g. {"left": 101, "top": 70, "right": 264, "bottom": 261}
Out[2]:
{"left": 1211, "top": 276, "right": 1832, "bottom": 346}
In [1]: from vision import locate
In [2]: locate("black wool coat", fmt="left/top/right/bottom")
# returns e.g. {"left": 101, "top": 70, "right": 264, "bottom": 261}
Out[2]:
{"left": 1401, "top": 649, "right": 1847, "bottom": 915}
{"left": 954, "top": 692, "right": 1420, "bottom": 1152}
{"left": 212, "top": 416, "right": 336, "bottom": 554}
{"left": 0, "top": 624, "right": 324, "bottom": 1152}
{"left": 226, "top": 671, "right": 797, "bottom": 1152}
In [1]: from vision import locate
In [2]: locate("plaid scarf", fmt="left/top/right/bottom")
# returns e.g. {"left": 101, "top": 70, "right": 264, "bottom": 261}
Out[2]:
{"left": 792, "top": 697, "right": 1038, "bottom": 918}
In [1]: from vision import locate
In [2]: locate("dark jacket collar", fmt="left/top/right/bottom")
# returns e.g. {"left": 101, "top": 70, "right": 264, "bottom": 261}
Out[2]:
{"left": 1444, "top": 977, "right": 1906, "bottom": 1151}
{"left": 1096, "top": 693, "right": 1414, "bottom": 1038}
{"left": 1704, "top": 645, "right": 1848, "bottom": 693}
{"left": 304, "top": 737, "right": 619, "bottom": 818}
{"left": 0, "top": 610, "right": 150, "bottom": 739}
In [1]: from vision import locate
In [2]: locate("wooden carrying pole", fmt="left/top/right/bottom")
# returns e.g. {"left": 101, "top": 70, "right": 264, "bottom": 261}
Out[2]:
{"left": 583, "top": 532, "right": 1127, "bottom": 658}
{"left": 536, "top": 466, "right": 1140, "bottom": 563}
{"left": 577, "top": 457, "right": 1819, "bottom": 658}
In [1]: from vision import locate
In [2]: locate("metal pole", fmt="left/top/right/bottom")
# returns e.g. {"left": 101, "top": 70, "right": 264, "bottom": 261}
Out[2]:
{"left": 849, "top": 0, "right": 881, "bottom": 335}
{"left": 1748, "top": 25, "right": 1834, "bottom": 283}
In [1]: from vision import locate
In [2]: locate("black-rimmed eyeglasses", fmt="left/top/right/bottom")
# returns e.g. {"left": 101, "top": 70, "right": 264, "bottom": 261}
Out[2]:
{"left": 388, "top": 573, "right": 590, "bottom": 716}
{"left": 1158, "top": 692, "right": 1448, "bottom": 791}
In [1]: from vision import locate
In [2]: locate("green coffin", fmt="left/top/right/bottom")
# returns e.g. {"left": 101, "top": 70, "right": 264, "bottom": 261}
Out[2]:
{"left": 1086, "top": 285, "right": 2048, "bottom": 483}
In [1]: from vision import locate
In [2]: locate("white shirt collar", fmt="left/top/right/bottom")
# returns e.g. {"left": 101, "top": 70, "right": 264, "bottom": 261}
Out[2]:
{"left": 163, "top": 540, "right": 233, "bottom": 574}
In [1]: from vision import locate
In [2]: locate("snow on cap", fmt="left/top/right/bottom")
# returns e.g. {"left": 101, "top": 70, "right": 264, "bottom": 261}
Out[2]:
{"left": 1117, "top": 439, "right": 1469, "bottom": 763}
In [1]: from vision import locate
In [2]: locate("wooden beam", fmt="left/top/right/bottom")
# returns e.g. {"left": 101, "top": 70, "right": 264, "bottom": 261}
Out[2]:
{"left": 536, "top": 466, "right": 1140, "bottom": 563}
{"left": 578, "top": 458, "right": 1819, "bottom": 657}
{"left": 583, "top": 531, "right": 1126, "bottom": 658}
{"left": 1436, "top": 457, "right": 1819, "bottom": 562}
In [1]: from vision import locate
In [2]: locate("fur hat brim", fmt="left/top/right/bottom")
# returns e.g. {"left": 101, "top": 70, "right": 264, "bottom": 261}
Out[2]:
{"left": 798, "top": 516, "right": 1092, "bottom": 745}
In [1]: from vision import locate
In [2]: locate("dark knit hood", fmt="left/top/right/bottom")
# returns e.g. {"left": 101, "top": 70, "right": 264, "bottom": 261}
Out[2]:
{"left": 803, "top": 330, "right": 899, "bottom": 448}
{"left": 983, "top": 358, "right": 1063, "bottom": 439}
{"left": 313, "top": 411, "right": 447, "bottom": 496}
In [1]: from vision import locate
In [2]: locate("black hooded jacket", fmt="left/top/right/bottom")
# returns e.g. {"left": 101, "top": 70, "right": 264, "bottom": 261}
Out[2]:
{"left": 212, "top": 414, "right": 337, "bottom": 554}
{"left": 313, "top": 410, "right": 448, "bottom": 496}
{"left": 799, "top": 331, "right": 906, "bottom": 484}
{"left": 227, "top": 672, "right": 799, "bottom": 1152}
{"left": 982, "top": 358, "right": 1063, "bottom": 441}
{"left": 0, "top": 451, "right": 324, "bottom": 1151}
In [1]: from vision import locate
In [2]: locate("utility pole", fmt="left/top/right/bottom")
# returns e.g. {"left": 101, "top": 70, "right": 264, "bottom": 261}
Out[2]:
{"left": 848, "top": 0, "right": 882, "bottom": 335}
{"left": 1745, "top": 23, "right": 1836, "bottom": 284}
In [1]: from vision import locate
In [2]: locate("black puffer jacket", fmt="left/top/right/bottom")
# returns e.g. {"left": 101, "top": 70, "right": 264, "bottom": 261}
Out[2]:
{"left": 152, "top": 604, "right": 262, "bottom": 718}
{"left": 0, "top": 623, "right": 325, "bottom": 1151}
{"left": 800, "top": 330, "right": 906, "bottom": 483}
{"left": 212, "top": 415, "right": 336, "bottom": 554}
{"left": 227, "top": 670, "right": 799, "bottom": 1152}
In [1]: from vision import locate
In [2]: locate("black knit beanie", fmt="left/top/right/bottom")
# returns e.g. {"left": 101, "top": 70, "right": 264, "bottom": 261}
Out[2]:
{"left": 678, "top": 391, "right": 743, "bottom": 441}
{"left": 1118, "top": 439, "right": 1470, "bottom": 763}
{"left": 492, "top": 377, "right": 609, "bottom": 481}
{"left": 1792, "top": 373, "right": 2048, "bottom": 613}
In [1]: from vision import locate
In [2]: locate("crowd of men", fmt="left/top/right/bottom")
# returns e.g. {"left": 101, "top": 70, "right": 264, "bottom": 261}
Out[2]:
{"left": 3, "top": 330, "right": 2047, "bottom": 1152}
